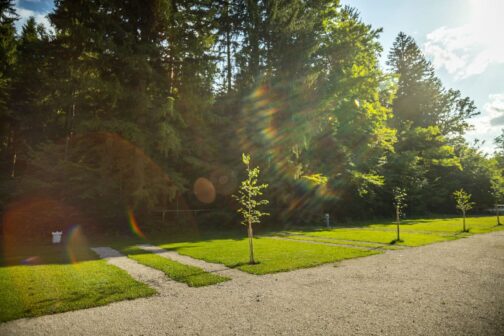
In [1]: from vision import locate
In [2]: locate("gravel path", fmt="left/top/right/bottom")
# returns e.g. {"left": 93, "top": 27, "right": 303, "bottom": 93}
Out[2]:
{"left": 2, "top": 231, "right": 504, "bottom": 336}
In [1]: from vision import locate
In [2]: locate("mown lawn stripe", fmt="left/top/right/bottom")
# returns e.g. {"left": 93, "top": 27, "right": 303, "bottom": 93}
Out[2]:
{"left": 121, "top": 246, "right": 230, "bottom": 287}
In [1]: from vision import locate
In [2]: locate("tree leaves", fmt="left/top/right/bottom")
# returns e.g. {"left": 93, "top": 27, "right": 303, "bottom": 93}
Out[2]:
{"left": 233, "top": 153, "right": 269, "bottom": 226}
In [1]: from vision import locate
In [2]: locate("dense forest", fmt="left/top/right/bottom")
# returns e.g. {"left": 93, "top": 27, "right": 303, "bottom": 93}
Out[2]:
{"left": 1, "top": 0, "right": 503, "bottom": 237}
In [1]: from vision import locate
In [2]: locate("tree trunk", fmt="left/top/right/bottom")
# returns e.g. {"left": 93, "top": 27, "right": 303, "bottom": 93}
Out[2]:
{"left": 226, "top": 29, "right": 232, "bottom": 92}
{"left": 497, "top": 205, "right": 501, "bottom": 225}
{"left": 396, "top": 221, "right": 400, "bottom": 242}
{"left": 395, "top": 205, "right": 400, "bottom": 223}
{"left": 10, "top": 151, "right": 16, "bottom": 178}
{"left": 225, "top": 1, "right": 232, "bottom": 93}
{"left": 246, "top": 0, "right": 260, "bottom": 81}
{"left": 247, "top": 219, "right": 255, "bottom": 264}
{"left": 462, "top": 210, "right": 466, "bottom": 231}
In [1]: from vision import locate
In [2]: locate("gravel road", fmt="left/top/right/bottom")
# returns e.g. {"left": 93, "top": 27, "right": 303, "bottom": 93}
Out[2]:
{"left": 1, "top": 231, "right": 503, "bottom": 336}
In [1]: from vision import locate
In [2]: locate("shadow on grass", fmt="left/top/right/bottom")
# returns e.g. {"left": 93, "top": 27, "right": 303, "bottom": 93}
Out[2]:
{"left": 0, "top": 244, "right": 99, "bottom": 267}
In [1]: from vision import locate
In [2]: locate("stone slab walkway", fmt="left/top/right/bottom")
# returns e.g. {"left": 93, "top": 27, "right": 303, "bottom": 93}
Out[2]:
{"left": 91, "top": 247, "right": 184, "bottom": 293}
{"left": 137, "top": 244, "right": 253, "bottom": 281}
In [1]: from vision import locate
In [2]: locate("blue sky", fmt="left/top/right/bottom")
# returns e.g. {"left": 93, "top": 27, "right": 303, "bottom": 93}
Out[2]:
{"left": 14, "top": 0, "right": 504, "bottom": 153}
{"left": 341, "top": 0, "right": 504, "bottom": 153}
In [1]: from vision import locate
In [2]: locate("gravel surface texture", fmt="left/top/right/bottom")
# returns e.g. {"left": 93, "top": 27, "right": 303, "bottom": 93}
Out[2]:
{"left": 1, "top": 231, "right": 503, "bottom": 336}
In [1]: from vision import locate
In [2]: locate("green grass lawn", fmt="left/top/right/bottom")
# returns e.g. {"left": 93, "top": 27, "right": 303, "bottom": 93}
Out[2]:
{"left": 282, "top": 216, "right": 503, "bottom": 248}
{"left": 291, "top": 228, "right": 456, "bottom": 246}
{"left": 2, "top": 216, "right": 500, "bottom": 322}
{"left": 0, "top": 255, "right": 155, "bottom": 323}
{"left": 121, "top": 246, "right": 230, "bottom": 287}
{"left": 282, "top": 235, "right": 404, "bottom": 250}
{"left": 368, "top": 216, "right": 504, "bottom": 234}
{"left": 159, "top": 237, "right": 379, "bottom": 275}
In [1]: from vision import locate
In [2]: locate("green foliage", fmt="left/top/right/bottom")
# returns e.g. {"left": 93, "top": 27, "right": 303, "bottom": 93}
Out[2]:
{"left": 17, "top": 135, "right": 179, "bottom": 225}
{"left": 301, "top": 173, "right": 328, "bottom": 186}
{"left": 0, "top": 0, "right": 500, "bottom": 234}
{"left": 453, "top": 188, "right": 474, "bottom": 231}
{"left": 233, "top": 153, "right": 269, "bottom": 264}
{"left": 0, "top": 0, "right": 18, "bottom": 177}
{"left": 233, "top": 153, "right": 269, "bottom": 227}
{"left": 393, "top": 187, "right": 407, "bottom": 209}
{"left": 378, "top": 32, "right": 479, "bottom": 216}
{"left": 491, "top": 176, "right": 504, "bottom": 204}
{"left": 453, "top": 189, "right": 474, "bottom": 214}
{"left": 393, "top": 187, "right": 407, "bottom": 220}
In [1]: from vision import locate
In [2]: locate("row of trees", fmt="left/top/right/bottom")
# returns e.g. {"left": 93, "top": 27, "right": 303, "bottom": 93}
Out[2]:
{"left": 1, "top": 0, "right": 503, "bottom": 235}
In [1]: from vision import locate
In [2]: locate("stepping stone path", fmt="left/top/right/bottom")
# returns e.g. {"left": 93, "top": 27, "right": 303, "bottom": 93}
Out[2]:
{"left": 91, "top": 247, "right": 185, "bottom": 293}
{"left": 137, "top": 244, "right": 253, "bottom": 281}
{"left": 92, "top": 245, "right": 253, "bottom": 292}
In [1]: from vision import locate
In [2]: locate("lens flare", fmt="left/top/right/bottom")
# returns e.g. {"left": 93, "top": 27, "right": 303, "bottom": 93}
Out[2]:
{"left": 236, "top": 83, "right": 353, "bottom": 221}
{"left": 21, "top": 256, "right": 42, "bottom": 266}
{"left": 210, "top": 166, "right": 237, "bottom": 196}
{"left": 66, "top": 225, "right": 91, "bottom": 264}
{"left": 193, "top": 177, "right": 216, "bottom": 204}
{"left": 128, "top": 209, "right": 146, "bottom": 239}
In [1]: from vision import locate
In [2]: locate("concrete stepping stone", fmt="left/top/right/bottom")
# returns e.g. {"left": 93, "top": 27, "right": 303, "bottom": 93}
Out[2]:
{"left": 91, "top": 247, "right": 184, "bottom": 293}
{"left": 136, "top": 244, "right": 253, "bottom": 280}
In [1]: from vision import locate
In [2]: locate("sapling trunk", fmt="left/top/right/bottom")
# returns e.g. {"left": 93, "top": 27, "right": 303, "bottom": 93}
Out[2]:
{"left": 454, "top": 189, "right": 473, "bottom": 232}
{"left": 497, "top": 206, "right": 501, "bottom": 225}
{"left": 396, "top": 222, "right": 400, "bottom": 242}
{"left": 395, "top": 206, "right": 400, "bottom": 241}
{"left": 248, "top": 220, "right": 255, "bottom": 264}
{"left": 233, "top": 153, "right": 268, "bottom": 266}
{"left": 393, "top": 187, "right": 406, "bottom": 242}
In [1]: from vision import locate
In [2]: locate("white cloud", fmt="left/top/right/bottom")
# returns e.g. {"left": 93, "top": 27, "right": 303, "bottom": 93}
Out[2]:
{"left": 423, "top": 0, "right": 504, "bottom": 80}
{"left": 487, "top": 94, "right": 504, "bottom": 127}
{"left": 466, "top": 93, "right": 504, "bottom": 153}
{"left": 14, "top": 1, "right": 52, "bottom": 32}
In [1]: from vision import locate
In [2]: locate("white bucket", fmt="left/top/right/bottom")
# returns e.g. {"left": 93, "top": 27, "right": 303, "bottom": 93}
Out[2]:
{"left": 52, "top": 231, "right": 63, "bottom": 244}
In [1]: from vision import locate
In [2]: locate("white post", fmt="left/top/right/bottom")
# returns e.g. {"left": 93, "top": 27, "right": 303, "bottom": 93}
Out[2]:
{"left": 52, "top": 231, "right": 63, "bottom": 244}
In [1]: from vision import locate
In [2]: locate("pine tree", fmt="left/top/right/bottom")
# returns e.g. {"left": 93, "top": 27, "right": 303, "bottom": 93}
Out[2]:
{"left": 13, "top": 0, "right": 224, "bottom": 224}
{"left": 0, "top": 0, "right": 17, "bottom": 177}
{"left": 383, "top": 33, "right": 478, "bottom": 215}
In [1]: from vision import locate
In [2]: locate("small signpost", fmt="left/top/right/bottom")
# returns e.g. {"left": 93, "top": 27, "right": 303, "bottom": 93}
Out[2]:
{"left": 52, "top": 231, "right": 63, "bottom": 244}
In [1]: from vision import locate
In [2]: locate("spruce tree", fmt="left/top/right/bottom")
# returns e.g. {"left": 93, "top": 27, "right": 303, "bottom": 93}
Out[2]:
{"left": 383, "top": 33, "right": 478, "bottom": 215}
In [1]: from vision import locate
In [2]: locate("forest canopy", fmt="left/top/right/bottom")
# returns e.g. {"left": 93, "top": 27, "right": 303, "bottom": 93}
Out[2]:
{"left": 1, "top": 0, "right": 503, "bottom": 236}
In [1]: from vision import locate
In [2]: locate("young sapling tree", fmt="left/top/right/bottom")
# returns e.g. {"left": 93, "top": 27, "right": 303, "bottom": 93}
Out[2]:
{"left": 491, "top": 179, "right": 503, "bottom": 225}
{"left": 393, "top": 187, "right": 407, "bottom": 242}
{"left": 233, "top": 153, "right": 269, "bottom": 265}
{"left": 453, "top": 189, "right": 475, "bottom": 232}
